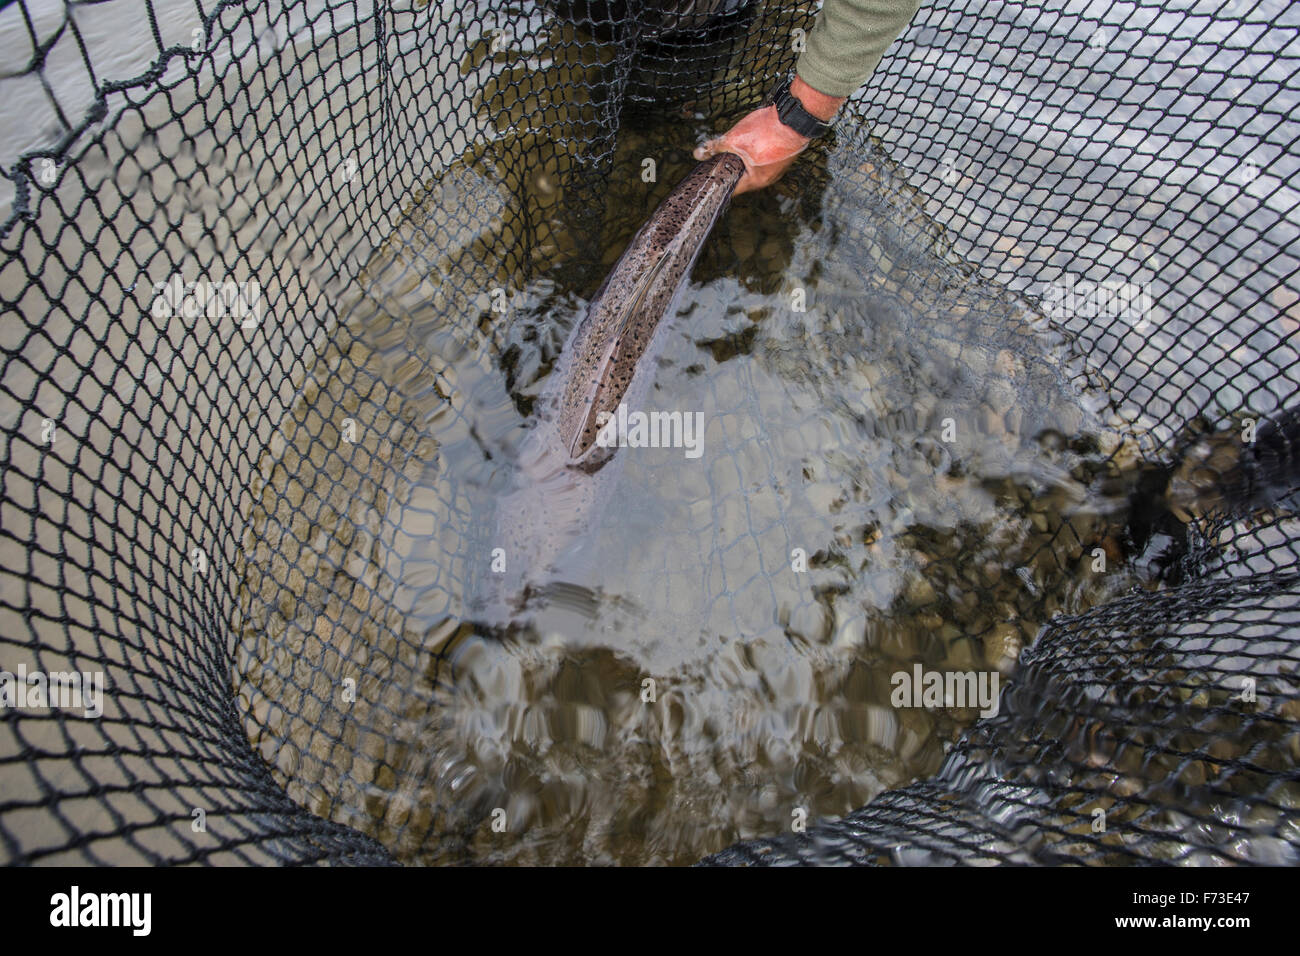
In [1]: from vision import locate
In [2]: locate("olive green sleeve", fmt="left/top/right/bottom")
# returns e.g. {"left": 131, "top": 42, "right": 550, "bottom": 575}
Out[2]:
{"left": 795, "top": 0, "right": 923, "bottom": 99}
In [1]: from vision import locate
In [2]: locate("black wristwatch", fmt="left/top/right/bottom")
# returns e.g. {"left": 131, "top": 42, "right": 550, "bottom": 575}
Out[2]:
{"left": 769, "top": 75, "right": 833, "bottom": 139}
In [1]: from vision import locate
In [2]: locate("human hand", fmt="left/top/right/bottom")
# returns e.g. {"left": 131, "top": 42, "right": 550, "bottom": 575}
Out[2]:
{"left": 693, "top": 76, "right": 845, "bottom": 195}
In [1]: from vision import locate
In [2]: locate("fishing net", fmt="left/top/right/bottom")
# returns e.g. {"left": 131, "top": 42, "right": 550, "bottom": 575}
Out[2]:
{"left": 0, "top": 0, "right": 1296, "bottom": 865}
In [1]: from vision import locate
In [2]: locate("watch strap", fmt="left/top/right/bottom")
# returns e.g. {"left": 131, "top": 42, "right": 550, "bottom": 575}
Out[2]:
{"left": 770, "top": 76, "right": 832, "bottom": 139}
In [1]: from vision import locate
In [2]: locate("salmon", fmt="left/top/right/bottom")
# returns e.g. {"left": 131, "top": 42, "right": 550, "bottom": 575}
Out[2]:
{"left": 473, "top": 152, "right": 745, "bottom": 621}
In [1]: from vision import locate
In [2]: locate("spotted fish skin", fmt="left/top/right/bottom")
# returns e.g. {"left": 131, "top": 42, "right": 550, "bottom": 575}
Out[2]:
{"left": 559, "top": 152, "right": 746, "bottom": 458}
{"left": 475, "top": 153, "right": 745, "bottom": 620}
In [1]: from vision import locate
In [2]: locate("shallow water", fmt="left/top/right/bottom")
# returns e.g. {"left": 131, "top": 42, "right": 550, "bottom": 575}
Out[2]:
{"left": 191, "top": 1, "right": 1283, "bottom": 867}
{"left": 2, "top": 0, "right": 1294, "bottom": 867}
{"left": 31, "top": 1, "right": 1158, "bottom": 865}
{"left": 285, "top": 101, "right": 1154, "bottom": 863}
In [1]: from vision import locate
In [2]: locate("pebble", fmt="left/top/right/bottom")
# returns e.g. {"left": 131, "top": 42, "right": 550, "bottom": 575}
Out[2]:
{"left": 983, "top": 623, "right": 1022, "bottom": 676}
{"left": 995, "top": 349, "right": 1019, "bottom": 378}
{"left": 905, "top": 576, "right": 937, "bottom": 607}
{"left": 733, "top": 230, "right": 756, "bottom": 260}
{"left": 1004, "top": 406, "right": 1023, "bottom": 436}
{"left": 941, "top": 638, "right": 977, "bottom": 671}
{"left": 985, "top": 380, "right": 1017, "bottom": 416}
{"left": 981, "top": 405, "right": 1005, "bottom": 436}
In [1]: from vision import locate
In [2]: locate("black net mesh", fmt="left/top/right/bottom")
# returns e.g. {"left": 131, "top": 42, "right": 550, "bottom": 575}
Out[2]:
{"left": 1, "top": 0, "right": 1297, "bottom": 865}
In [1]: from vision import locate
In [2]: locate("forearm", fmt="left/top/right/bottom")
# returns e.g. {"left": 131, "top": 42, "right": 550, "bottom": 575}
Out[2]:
{"left": 694, "top": 0, "right": 922, "bottom": 194}
{"left": 796, "top": 0, "right": 923, "bottom": 99}
{"left": 790, "top": 75, "right": 844, "bottom": 122}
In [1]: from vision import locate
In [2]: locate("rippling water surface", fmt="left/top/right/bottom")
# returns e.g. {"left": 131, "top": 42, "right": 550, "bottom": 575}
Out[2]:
{"left": 325, "top": 102, "right": 1152, "bottom": 863}
{"left": 2, "top": 0, "right": 1293, "bottom": 867}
